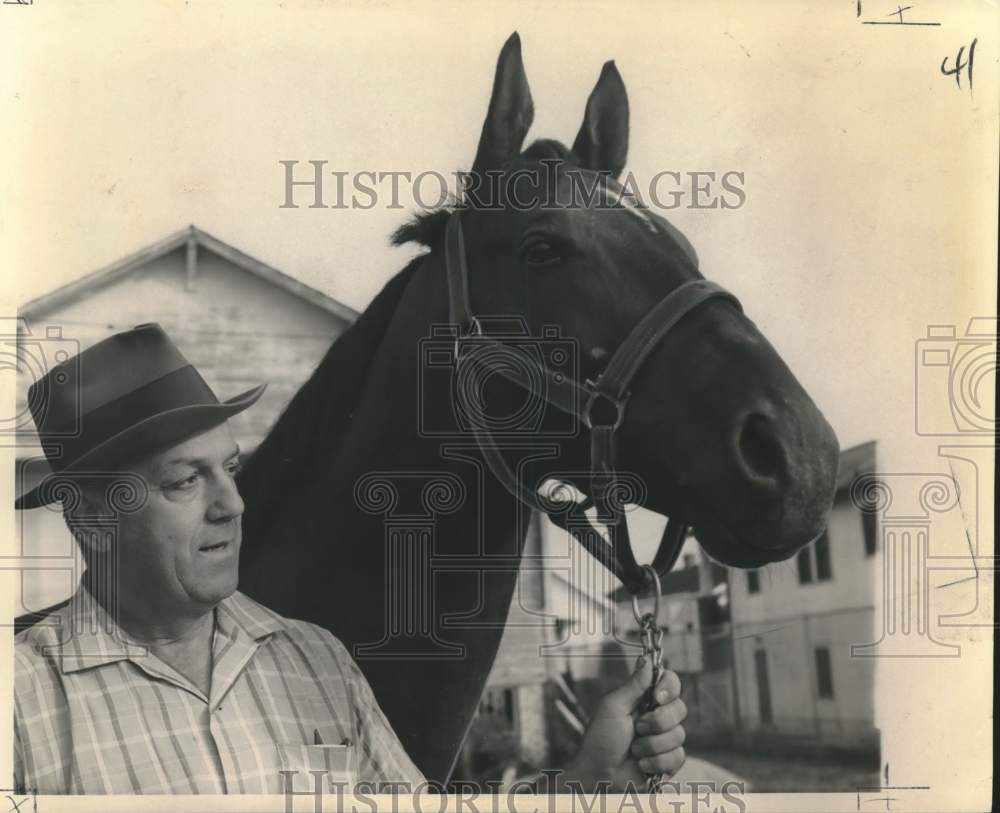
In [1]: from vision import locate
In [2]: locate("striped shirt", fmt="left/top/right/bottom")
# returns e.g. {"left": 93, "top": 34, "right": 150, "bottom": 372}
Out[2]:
{"left": 14, "top": 588, "right": 425, "bottom": 794}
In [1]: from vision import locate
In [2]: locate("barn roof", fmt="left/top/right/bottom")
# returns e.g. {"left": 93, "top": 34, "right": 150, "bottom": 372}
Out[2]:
{"left": 19, "top": 225, "right": 359, "bottom": 323}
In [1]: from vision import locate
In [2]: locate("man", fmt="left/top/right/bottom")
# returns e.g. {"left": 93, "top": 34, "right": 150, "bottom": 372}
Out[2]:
{"left": 13, "top": 324, "right": 687, "bottom": 794}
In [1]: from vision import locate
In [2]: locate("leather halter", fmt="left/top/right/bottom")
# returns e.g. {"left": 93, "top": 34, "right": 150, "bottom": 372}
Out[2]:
{"left": 443, "top": 211, "right": 742, "bottom": 595}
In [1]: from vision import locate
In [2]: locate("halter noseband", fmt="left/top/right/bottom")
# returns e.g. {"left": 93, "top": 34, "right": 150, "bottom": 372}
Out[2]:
{"left": 443, "top": 211, "right": 742, "bottom": 595}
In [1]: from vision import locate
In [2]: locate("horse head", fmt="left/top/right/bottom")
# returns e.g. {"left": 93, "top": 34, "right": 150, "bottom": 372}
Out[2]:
{"left": 433, "top": 33, "right": 840, "bottom": 570}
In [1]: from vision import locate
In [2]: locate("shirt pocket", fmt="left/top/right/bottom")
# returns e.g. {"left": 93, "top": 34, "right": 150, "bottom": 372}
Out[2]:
{"left": 275, "top": 742, "right": 355, "bottom": 793}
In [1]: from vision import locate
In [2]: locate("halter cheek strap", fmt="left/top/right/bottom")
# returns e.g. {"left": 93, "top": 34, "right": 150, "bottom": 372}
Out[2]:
{"left": 443, "top": 211, "right": 742, "bottom": 595}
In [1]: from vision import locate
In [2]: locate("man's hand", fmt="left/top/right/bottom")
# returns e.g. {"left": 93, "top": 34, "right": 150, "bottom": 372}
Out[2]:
{"left": 562, "top": 657, "right": 687, "bottom": 793}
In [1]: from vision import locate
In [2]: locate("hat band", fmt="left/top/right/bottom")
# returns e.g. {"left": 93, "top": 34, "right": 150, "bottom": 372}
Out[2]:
{"left": 45, "top": 365, "right": 220, "bottom": 470}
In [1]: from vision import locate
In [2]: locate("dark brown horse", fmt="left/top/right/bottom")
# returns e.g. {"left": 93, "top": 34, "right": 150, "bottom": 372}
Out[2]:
{"left": 236, "top": 33, "right": 839, "bottom": 782}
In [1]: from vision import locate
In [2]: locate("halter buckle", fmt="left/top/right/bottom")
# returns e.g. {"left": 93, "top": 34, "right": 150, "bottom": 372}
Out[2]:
{"left": 583, "top": 378, "right": 629, "bottom": 430}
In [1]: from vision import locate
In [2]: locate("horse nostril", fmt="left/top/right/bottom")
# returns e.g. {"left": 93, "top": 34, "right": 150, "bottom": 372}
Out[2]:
{"left": 737, "top": 413, "right": 788, "bottom": 488}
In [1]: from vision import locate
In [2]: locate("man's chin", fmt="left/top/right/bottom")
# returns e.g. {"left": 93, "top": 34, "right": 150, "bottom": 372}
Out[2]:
{"left": 190, "top": 572, "right": 240, "bottom": 609}
{"left": 213, "top": 576, "right": 240, "bottom": 604}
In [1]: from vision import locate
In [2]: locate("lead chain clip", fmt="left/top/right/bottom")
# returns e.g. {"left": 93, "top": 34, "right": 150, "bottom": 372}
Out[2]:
{"left": 632, "top": 565, "right": 671, "bottom": 794}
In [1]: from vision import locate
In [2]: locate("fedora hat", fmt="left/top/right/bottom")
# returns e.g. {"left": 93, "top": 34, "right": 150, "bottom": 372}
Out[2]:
{"left": 15, "top": 323, "right": 265, "bottom": 510}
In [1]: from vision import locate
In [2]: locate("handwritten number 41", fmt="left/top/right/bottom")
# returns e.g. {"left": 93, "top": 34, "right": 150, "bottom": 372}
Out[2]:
{"left": 941, "top": 38, "right": 977, "bottom": 93}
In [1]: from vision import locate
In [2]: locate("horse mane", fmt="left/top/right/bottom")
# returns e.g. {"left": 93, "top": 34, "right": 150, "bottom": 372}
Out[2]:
{"left": 391, "top": 206, "right": 454, "bottom": 250}
{"left": 236, "top": 254, "right": 424, "bottom": 523}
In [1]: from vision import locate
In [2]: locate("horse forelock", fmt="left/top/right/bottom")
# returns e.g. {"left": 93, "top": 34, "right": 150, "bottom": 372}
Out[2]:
{"left": 521, "top": 138, "right": 577, "bottom": 163}
{"left": 390, "top": 140, "right": 580, "bottom": 249}
{"left": 389, "top": 138, "right": 661, "bottom": 249}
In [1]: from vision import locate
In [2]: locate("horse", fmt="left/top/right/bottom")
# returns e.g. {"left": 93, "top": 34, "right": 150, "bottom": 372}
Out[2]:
{"left": 235, "top": 32, "right": 840, "bottom": 783}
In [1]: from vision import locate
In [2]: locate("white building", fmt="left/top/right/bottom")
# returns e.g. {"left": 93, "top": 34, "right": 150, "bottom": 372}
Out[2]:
{"left": 728, "top": 441, "right": 879, "bottom": 749}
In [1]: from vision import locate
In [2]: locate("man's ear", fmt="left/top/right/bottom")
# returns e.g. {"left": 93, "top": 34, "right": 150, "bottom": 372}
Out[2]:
{"left": 64, "top": 484, "right": 113, "bottom": 557}
{"left": 571, "top": 60, "right": 629, "bottom": 179}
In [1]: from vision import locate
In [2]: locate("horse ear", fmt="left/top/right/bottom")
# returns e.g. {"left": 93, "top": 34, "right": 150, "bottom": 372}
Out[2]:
{"left": 472, "top": 32, "right": 534, "bottom": 176}
{"left": 572, "top": 61, "right": 629, "bottom": 179}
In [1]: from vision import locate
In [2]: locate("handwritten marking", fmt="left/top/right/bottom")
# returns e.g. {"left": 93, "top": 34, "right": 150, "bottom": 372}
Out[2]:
{"left": 941, "top": 38, "right": 977, "bottom": 93}
{"left": 855, "top": 788, "right": 930, "bottom": 812}
{"left": 861, "top": 20, "right": 940, "bottom": 26}
{"left": 889, "top": 5, "right": 912, "bottom": 23}
{"left": 937, "top": 573, "right": 977, "bottom": 589}
{"left": 857, "top": 1, "right": 940, "bottom": 25}
{"left": 2, "top": 0, "right": 33, "bottom": 6}
{"left": 2, "top": 795, "right": 32, "bottom": 813}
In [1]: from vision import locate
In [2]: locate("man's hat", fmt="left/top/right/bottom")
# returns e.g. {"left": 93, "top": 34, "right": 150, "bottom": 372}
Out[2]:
{"left": 15, "top": 323, "right": 265, "bottom": 510}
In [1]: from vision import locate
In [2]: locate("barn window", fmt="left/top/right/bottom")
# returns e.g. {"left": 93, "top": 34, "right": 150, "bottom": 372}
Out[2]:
{"left": 797, "top": 534, "right": 832, "bottom": 585}
{"left": 815, "top": 532, "right": 832, "bottom": 581}
{"left": 747, "top": 570, "right": 761, "bottom": 594}
{"left": 814, "top": 647, "right": 835, "bottom": 699}
{"left": 797, "top": 549, "right": 813, "bottom": 584}
{"left": 862, "top": 510, "right": 878, "bottom": 556}
{"left": 479, "top": 687, "right": 515, "bottom": 726}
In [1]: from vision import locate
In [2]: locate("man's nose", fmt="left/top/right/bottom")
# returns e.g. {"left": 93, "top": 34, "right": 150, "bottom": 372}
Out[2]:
{"left": 207, "top": 471, "right": 245, "bottom": 522}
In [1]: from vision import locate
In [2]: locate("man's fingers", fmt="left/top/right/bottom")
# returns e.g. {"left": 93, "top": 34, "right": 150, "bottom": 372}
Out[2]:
{"left": 604, "top": 663, "right": 683, "bottom": 716}
{"left": 635, "top": 697, "right": 687, "bottom": 734}
{"left": 630, "top": 724, "right": 686, "bottom": 758}
{"left": 659, "top": 669, "right": 681, "bottom": 700}
{"left": 637, "top": 746, "right": 686, "bottom": 777}
{"left": 604, "top": 655, "right": 657, "bottom": 712}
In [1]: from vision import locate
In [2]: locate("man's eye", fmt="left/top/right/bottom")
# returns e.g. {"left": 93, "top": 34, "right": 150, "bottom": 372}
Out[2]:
{"left": 165, "top": 474, "right": 199, "bottom": 491}
{"left": 225, "top": 460, "right": 242, "bottom": 477}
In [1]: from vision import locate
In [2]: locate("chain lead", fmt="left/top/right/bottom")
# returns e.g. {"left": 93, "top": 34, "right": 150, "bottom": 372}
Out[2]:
{"left": 632, "top": 565, "right": 670, "bottom": 793}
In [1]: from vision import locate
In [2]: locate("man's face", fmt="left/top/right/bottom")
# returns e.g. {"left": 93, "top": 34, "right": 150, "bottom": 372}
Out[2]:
{"left": 110, "top": 422, "right": 245, "bottom": 616}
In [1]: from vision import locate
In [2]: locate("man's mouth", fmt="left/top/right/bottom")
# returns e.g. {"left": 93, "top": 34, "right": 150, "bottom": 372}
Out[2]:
{"left": 198, "top": 540, "right": 232, "bottom": 554}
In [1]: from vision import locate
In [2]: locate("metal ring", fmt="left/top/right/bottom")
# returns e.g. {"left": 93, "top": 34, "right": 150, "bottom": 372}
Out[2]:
{"left": 630, "top": 564, "right": 662, "bottom": 626}
{"left": 582, "top": 379, "right": 629, "bottom": 430}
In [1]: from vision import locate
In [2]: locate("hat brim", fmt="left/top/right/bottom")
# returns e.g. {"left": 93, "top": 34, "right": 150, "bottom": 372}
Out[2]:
{"left": 15, "top": 384, "right": 266, "bottom": 510}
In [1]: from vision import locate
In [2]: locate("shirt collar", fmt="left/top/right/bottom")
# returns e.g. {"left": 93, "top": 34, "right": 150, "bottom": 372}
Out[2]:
{"left": 215, "top": 590, "right": 287, "bottom": 641}
{"left": 42, "top": 587, "right": 286, "bottom": 675}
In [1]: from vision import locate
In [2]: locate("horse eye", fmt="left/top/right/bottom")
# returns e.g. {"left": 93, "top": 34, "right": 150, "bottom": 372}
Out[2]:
{"left": 522, "top": 240, "right": 562, "bottom": 266}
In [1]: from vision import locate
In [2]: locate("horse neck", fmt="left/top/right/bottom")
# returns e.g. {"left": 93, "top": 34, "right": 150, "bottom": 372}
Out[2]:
{"left": 239, "top": 241, "right": 560, "bottom": 550}
{"left": 333, "top": 250, "right": 452, "bottom": 475}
